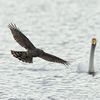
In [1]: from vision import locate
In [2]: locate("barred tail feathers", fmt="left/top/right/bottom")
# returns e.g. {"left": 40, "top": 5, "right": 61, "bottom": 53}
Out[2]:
{"left": 11, "top": 50, "right": 33, "bottom": 63}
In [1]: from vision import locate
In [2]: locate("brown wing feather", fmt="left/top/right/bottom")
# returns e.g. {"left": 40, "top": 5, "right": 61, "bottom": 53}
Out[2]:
{"left": 39, "top": 52, "right": 70, "bottom": 65}
{"left": 8, "top": 23, "right": 36, "bottom": 50}
{"left": 11, "top": 50, "right": 33, "bottom": 63}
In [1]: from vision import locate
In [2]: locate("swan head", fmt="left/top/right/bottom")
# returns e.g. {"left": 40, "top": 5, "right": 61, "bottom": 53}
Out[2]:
{"left": 92, "top": 38, "right": 96, "bottom": 45}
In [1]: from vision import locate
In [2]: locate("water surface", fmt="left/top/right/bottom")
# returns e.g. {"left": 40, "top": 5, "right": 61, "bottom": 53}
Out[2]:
{"left": 0, "top": 0, "right": 100, "bottom": 100}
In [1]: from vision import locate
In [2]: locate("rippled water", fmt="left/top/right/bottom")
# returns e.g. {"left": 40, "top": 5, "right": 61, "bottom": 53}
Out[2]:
{"left": 0, "top": 0, "right": 100, "bottom": 100}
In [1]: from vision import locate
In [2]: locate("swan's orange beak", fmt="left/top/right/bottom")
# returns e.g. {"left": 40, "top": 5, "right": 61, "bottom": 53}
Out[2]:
{"left": 92, "top": 38, "right": 96, "bottom": 44}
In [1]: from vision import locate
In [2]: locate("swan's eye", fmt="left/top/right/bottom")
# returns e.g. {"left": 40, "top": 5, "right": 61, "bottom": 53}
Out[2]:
{"left": 92, "top": 38, "right": 96, "bottom": 44}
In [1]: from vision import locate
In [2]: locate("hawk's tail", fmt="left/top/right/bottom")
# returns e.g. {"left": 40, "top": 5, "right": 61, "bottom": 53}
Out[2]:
{"left": 11, "top": 50, "right": 33, "bottom": 63}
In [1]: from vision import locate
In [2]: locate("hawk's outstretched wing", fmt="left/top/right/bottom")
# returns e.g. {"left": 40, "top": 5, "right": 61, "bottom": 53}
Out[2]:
{"left": 39, "top": 52, "right": 70, "bottom": 65}
{"left": 8, "top": 23, "right": 36, "bottom": 50}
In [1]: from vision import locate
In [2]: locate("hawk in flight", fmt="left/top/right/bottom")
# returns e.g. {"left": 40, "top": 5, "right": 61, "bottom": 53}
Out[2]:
{"left": 8, "top": 23, "right": 70, "bottom": 65}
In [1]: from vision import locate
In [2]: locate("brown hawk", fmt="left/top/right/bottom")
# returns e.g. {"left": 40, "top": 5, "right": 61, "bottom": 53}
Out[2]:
{"left": 8, "top": 23, "right": 70, "bottom": 65}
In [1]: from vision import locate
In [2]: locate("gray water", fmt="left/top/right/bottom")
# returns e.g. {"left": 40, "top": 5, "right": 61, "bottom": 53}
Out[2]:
{"left": 0, "top": 0, "right": 100, "bottom": 100}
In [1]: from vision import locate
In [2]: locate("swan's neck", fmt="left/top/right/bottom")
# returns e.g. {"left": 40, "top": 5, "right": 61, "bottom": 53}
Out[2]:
{"left": 88, "top": 44, "right": 95, "bottom": 75}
